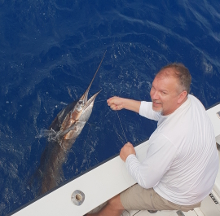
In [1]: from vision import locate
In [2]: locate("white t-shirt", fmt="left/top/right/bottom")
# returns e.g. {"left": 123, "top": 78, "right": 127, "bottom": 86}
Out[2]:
{"left": 126, "top": 94, "right": 219, "bottom": 205}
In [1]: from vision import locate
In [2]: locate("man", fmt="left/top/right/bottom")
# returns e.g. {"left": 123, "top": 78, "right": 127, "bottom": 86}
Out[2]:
{"left": 87, "top": 63, "right": 219, "bottom": 216}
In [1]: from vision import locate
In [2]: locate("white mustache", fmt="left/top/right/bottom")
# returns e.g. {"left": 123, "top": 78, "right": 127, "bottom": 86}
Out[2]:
{"left": 152, "top": 100, "right": 161, "bottom": 104}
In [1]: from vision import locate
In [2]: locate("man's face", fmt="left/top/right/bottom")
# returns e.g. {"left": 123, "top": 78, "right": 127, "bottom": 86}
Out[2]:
{"left": 150, "top": 71, "right": 183, "bottom": 115}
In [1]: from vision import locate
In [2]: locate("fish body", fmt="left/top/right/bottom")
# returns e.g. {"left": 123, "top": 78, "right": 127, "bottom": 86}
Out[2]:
{"left": 37, "top": 52, "right": 106, "bottom": 194}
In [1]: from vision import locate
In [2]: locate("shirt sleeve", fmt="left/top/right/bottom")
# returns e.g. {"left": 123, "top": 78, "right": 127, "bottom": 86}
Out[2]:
{"left": 125, "top": 134, "right": 177, "bottom": 189}
{"left": 139, "top": 101, "right": 160, "bottom": 121}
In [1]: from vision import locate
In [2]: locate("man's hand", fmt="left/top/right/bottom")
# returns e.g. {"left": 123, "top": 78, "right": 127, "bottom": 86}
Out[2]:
{"left": 107, "top": 96, "right": 141, "bottom": 113}
{"left": 107, "top": 96, "right": 124, "bottom": 110}
{"left": 120, "top": 142, "right": 136, "bottom": 162}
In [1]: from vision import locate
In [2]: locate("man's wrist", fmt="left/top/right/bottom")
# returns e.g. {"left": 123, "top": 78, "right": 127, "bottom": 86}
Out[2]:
{"left": 125, "top": 154, "right": 136, "bottom": 163}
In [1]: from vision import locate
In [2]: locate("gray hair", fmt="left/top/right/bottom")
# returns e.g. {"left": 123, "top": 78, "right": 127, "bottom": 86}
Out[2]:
{"left": 157, "top": 63, "right": 192, "bottom": 94}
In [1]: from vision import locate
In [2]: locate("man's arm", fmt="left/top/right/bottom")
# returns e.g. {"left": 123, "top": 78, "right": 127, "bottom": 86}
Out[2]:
{"left": 107, "top": 96, "right": 141, "bottom": 113}
{"left": 125, "top": 135, "right": 177, "bottom": 189}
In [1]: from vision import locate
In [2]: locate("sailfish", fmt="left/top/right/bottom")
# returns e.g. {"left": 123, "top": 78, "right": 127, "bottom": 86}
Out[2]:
{"left": 36, "top": 51, "right": 106, "bottom": 195}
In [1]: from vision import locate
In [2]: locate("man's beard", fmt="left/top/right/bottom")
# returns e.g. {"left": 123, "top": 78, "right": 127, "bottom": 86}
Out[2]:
{"left": 152, "top": 100, "right": 163, "bottom": 113}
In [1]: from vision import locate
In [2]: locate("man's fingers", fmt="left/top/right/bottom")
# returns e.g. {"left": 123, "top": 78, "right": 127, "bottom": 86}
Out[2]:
{"left": 125, "top": 142, "right": 132, "bottom": 146}
{"left": 107, "top": 97, "right": 123, "bottom": 110}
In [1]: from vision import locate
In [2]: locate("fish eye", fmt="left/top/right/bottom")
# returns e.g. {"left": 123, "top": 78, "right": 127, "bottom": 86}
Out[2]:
{"left": 79, "top": 100, "right": 84, "bottom": 105}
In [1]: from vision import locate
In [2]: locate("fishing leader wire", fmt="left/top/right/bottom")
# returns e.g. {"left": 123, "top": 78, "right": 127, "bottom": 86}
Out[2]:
{"left": 116, "top": 110, "right": 128, "bottom": 143}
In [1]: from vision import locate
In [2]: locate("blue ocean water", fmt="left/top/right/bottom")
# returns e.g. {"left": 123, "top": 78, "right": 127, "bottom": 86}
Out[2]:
{"left": 0, "top": 0, "right": 220, "bottom": 215}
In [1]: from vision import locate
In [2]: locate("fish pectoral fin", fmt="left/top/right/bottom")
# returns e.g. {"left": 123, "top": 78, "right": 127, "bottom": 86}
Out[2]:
{"left": 36, "top": 128, "right": 57, "bottom": 141}
{"left": 56, "top": 120, "right": 87, "bottom": 138}
{"left": 56, "top": 123, "right": 77, "bottom": 138}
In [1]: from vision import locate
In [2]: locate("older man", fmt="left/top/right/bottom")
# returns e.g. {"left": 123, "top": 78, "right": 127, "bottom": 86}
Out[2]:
{"left": 87, "top": 63, "right": 219, "bottom": 216}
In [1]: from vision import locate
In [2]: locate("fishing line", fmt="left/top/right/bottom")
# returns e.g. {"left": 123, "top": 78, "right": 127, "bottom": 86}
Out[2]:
{"left": 95, "top": 99, "right": 107, "bottom": 103}
{"left": 114, "top": 126, "right": 126, "bottom": 145}
{"left": 116, "top": 111, "right": 128, "bottom": 143}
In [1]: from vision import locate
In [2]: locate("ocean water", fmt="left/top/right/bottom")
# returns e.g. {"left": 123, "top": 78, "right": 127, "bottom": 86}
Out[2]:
{"left": 0, "top": 0, "right": 220, "bottom": 215}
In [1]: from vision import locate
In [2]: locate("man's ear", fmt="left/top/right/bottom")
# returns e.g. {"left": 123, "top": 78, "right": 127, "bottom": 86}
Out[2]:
{"left": 178, "top": 91, "right": 187, "bottom": 104}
